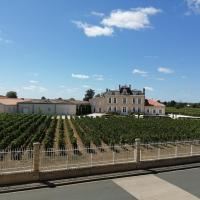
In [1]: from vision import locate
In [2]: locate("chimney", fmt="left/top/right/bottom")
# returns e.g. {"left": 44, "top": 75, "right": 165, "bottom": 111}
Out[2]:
{"left": 119, "top": 85, "right": 121, "bottom": 90}
{"left": 129, "top": 84, "right": 131, "bottom": 90}
{"left": 143, "top": 88, "right": 146, "bottom": 95}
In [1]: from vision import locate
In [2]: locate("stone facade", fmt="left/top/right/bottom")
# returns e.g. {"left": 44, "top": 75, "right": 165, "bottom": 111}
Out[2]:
{"left": 90, "top": 85, "right": 165, "bottom": 115}
{"left": 90, "top": 85, "right": 145, "bottom": 115}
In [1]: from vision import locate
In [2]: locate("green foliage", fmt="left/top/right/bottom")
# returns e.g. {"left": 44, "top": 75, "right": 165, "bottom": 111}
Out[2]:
{"left": 44, "top": 117, "right": 57, "bottom": 149}
{"left": 66, "top": 119, "right": 77, "bottom": 149}
{"left": 6, "top": 91, "right": 17, "bottom": 98}
{"left": 74, "top": 116, "right": 200, "bottom": 144}
{"left": 166, "top": 107, "right": 200, "bottom": 117}
{"left": 58, "top": 117, "right": 65, "bottom": 149}
{"left": 83, "top": 89, "right": 95, "bottom": 101}
{"left": 76, "top": 104, "right": 92, "bottom": 115}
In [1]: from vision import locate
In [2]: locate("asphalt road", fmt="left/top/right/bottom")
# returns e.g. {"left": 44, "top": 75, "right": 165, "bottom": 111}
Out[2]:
{"left": 1, "top": 167, "right": 200, "bottom": 200}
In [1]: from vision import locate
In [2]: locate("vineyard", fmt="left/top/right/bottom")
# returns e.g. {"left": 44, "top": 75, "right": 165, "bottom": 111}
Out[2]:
{"left": 166, "top": 107, "right": 200, "bottom": 117}
{"left": 1, "top": 113, "right": 200, "bottom": 172}
{"left": 1, "top": 114, "right": 200, "bottom": 150}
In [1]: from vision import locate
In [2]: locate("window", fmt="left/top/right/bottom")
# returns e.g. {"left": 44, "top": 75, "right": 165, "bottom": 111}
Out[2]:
{"left": 132, "top": 98, "right": 135, "bottom": 104}
{"left": 133, "top": 107, "right": 135, "bottom": 112}
{"left": 147, "top": 109, "right": 149, "bottom": 113}
{"left": 138, "top": 98, "right": 141, "bottom": 104}
{"left": 159, "top": 110, "right": 162, "bottom": 114}
{"left": 108, "top": 98, "right": 112, "bottom": 103}
{"left": 123, "top": 98, "right": 127, "bottom": 104}
{"left": 108, "top": 107, "right": 112, "bottom": 112}
{"left": 113, "top": 98, "right": 117, "bottom": 104}
{"left": 48, "top": 107, "right": 51, "bottom": 112}
{"left": 153, "top": 110, "right": 156, "bottom": 114}
{"left": 99, "top": 108, "right": 101, "bottom": 113}
{"left": 122, "top": 107, "right": 127, "bottom": 113}
{"left": 113, "top": 107, "right": 117, "bottom": 112}
{"left": 138, "top": 108, "right": 141, "bottom": 113}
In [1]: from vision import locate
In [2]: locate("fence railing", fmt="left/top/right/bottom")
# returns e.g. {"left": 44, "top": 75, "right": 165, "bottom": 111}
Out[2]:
{"left": 0, "top": 148, "right": 33, "bottom": 173}
{"left": 1, "top": 139, "right": 200, "bottom": 173}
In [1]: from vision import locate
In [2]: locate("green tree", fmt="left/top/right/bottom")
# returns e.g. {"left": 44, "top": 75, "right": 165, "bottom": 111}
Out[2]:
{"left": 6, "top": 91, "right": 17, "bottom": 98}
{"left": 83, "top": 89, "right": 95, "bottom": 101}
{"left": 41, "top": 96, "right": 46, "bottom": 100}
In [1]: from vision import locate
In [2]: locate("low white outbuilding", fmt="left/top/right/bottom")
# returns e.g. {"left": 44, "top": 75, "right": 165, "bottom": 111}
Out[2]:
{"left": 144, "top": 99, "right": 165, "bottom": 115}
{"left": 18, "top": 99, "right": 77, "bottom": 115}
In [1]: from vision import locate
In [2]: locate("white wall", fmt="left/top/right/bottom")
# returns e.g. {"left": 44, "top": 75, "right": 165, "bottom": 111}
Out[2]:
{"left": 18, "top": 103, "right": 76, "bottom": 115}
{"left": 56, "top": 104, "right": 76, "bottom": 115}
{"left": 0, "top": 104, "right": 4, "bottom": 113}
{"left": 145, "top": 106, "right": 165, "bottom": 115}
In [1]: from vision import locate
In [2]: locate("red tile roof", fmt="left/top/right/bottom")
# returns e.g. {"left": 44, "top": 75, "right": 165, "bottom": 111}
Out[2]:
{"left": 0, "top": 98, "right": 29, "bottom": 106}
{"left": 146, "top": 99, "right": 165, "bottom": 107}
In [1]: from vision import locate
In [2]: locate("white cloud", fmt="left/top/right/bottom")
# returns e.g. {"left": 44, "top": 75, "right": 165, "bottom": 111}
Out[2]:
{"left": 91, "top": 11, "right": 105, "bottom": 17}
{"left": 22, "top": 85, "right": 48, "bottom": 93}
{"left": 65, "top": 88, "right": 79, "bottom": 93}
{"left": 72, "top": 73, "right": 90, "bottom": 79}
{"left": 101, "top": 7, "right": 161, "bottom": 30}
{"left": 4, "top": 39, "right": 13, "bottom": 44}
{"left": 82, "top": 85, "right": 90, "bottom": 88}
{"left": 0, "top": 31, "right": 13, "bottom": 45}
{"left": 158, "top": 67, "right": 174, "bottom": 74}
{"left": 29, "top": 80, "right": 39, "bottom": 84}
{"left": 181, "top": 75, "right": 187, "bottom": 79}
{"left": 156, "top": 77, "right": 165, "bottom": 81}
{"left": 23, "top": 85, "right": 36, "bottom": 90}
{"left": 72, "top": 21, "right": 113, "bottom": 37}
{"left": 186, "top": 0, "right": 200, "bottom": 14}
{"left": 132, "top": 69, "right": 148, "bottom": 76}
{"left": 93, "top": 74, "right": 104, "bottom": 81}
{"left": 144, "top": 86, "right": 154, "bottom": 92}
{"left": 38, "top": 86, "right": 48, "bottom": 93}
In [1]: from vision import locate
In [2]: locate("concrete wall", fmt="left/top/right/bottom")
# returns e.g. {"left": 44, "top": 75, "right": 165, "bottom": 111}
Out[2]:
{"left": 0, "top": 105, "right": 17, "bottom": 114}
{"left": 56, "top": 104, "right": 76, "bottom": 115}
{"left": 0, "top": 104, "right": 4, "bottom": 113}
{"left": 1, "top": 155, "right": 200, "bottom": 186}
{"left": 145, "top": 106, "right": 165, "bottom": 115}
{"left": 18, "top": 103, "right": 76, "bottom": 115}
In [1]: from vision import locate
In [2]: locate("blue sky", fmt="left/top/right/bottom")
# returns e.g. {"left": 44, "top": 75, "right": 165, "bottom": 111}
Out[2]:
{"left": 0, "top": 0, "right": 199, "bottom": 102}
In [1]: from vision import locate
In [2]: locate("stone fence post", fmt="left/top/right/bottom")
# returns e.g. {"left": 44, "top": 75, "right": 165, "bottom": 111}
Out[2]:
{"left": 135, "top": 138, "right": 141, "bottom": 163}
{"left": 33, "top": 142, "right": 40, "bottom": 172}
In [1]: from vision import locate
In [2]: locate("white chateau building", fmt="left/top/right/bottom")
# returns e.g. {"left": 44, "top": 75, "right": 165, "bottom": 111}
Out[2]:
{"left": 0, "top": 84, "right": 165, "bottom": 116}
{"left": 90, "top": 85, "right": 165, "bottom": 115}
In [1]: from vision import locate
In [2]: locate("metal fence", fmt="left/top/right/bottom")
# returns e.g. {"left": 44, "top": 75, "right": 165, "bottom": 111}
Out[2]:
{"left": 40, "top": 145, "right": 135, "bottom": 171}
{"left": 140, "top": 140, "right": 200, "bottom": 161}
{"left": 0, "top": 148, "right": 33, "bottom": 173}
{"left": 1, "top": 140, "right": 200, "bottom": 173}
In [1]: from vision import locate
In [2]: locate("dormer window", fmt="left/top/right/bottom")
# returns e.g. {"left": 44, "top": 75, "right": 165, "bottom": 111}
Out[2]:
{"left": 123, "top": 89, "right": 127, "bottom": 94}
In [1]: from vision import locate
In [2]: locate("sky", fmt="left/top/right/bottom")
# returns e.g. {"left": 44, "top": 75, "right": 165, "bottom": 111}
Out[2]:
{"left": 0, "top": 0, "right": 200, "bottom": 102}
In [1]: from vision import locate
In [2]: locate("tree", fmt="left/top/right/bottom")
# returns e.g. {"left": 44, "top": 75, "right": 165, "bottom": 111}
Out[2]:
{"left": 95, "top": 94, "right": 101, "bottom": 97}
{"left": 6, "top": 91, "right": 17, "bottom": 98}
{"left": 69, "top": 98, "right": 75, "bottom": 101}
{"left": 83, "top": 89, "right": 95, "bottom": 101}
{"left": 41, "top": 96, "right": 46, "bottom": 100}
